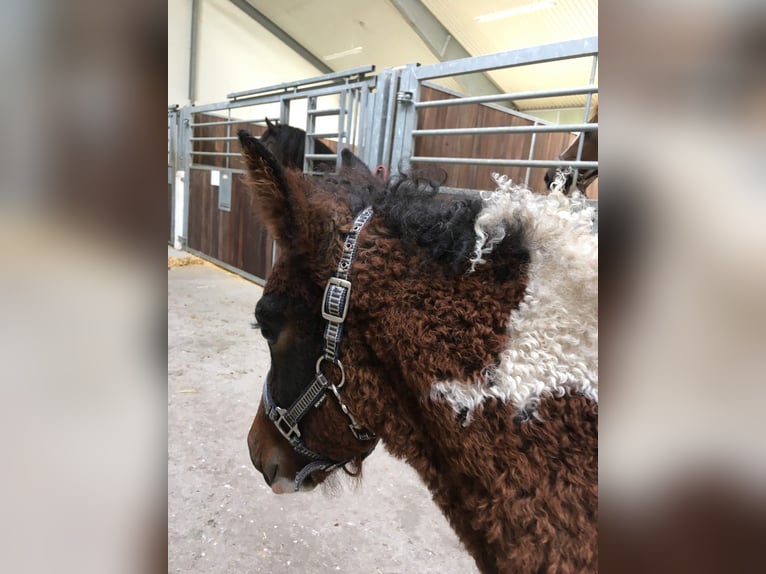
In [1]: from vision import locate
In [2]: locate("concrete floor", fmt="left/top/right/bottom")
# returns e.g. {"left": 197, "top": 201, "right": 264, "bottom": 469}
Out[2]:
{"left": 168, "top": 248, "right": 479, "bottom": 573}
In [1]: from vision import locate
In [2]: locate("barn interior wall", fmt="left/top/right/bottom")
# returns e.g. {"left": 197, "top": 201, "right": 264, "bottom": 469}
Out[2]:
{"left": 168, "top": 0, "right": 327, "bottom": 108}
{"left": 168, "top": 0, "right": 193, "bottom": 106}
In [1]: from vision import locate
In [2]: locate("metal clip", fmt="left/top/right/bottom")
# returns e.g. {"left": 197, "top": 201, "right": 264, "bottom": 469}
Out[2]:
{"left": 273, "top": 406, "right": 301, "bottom": 442}
{"left": 396, "top": 91, "right": 413, "bottom": 103}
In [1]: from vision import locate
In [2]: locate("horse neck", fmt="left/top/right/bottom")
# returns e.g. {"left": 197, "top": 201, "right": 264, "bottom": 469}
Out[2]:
{"left": 345, "top": 349, "right": 598, "bottom": 572}
{"left": 339, "top": 231, "right": 597, "bottom": 572}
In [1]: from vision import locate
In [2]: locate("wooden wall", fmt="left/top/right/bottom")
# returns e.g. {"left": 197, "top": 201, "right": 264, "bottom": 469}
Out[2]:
{"left": 183, "top": 91, "right": 598, "bottom": 282}
{"left": 187, "top": 113, "right": 276, "bottom": 279}
{"left": 187, "top": 168, "right": 277, "bottom": 279}
{"left": 416, "top": 85, "right": 577, "bottom": 194}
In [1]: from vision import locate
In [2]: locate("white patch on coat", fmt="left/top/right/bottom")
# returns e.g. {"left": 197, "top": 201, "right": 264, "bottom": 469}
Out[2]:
{"left": 431, "top": 174, "right": 598, "bottom": 422}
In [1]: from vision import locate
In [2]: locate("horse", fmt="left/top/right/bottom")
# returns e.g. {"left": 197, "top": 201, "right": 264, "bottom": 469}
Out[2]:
{"left": 544, "top": 107, "right": 598, "bottom": 196}
{"left": 259, "top": 117, "right": 371, "bottom": 174}
{"left": 238, "top": 129, "right": 598, "bottom": 573}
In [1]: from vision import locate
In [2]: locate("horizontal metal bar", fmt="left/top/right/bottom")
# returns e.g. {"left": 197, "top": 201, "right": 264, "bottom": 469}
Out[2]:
{"left": 189, "top": 80, "right": 373, "bottom": 114}
{"left": 410, "top": 157, "right": 598, "bottom": 168}
{"left": 190, "top": 119, "right": 263, "bottom": 128}
{"left": 306, "top": 132, "right": 340, "bottom": 139}
{"left": 305, "top": 153, "right": 337, "bottom": 160}
{"left": 413, "top": 123, "right": 597, "bottom": 136}
{"left": 414, "top": 36, "right": 598, "bottom": 81}
{"left": 190, "top": 164, "right": 245, "bottom": 174}
{"left": 227, "top": 65, "right": 375, "bottom": 99}
{"left": 307, "top": 108, "right": 340, "bottom": 117}
{"left": 415, "top": 85, "right": 598, "bottom": 109}
{"left": 190, "top": 151, "right": 242, "bottom": 157}
{"left": 190, "top": 136, "right": 239, "bottom": 141}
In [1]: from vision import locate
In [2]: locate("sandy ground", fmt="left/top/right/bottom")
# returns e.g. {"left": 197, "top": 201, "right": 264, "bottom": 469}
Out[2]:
{"left": 168, "top": 247, "right": 479, "bottom": 573}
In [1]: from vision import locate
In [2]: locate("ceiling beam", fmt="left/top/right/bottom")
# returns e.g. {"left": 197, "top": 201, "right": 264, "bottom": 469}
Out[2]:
{"left": 229, "top": 0, "right": 333, "bottom": 75}
{"left": 387, "top": 0, "right": 517, "bottom": 109}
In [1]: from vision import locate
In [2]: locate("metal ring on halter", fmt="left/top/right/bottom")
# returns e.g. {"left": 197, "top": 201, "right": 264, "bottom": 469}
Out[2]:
{"left": 315, "top": 356, "right": 345, "bottom": 388}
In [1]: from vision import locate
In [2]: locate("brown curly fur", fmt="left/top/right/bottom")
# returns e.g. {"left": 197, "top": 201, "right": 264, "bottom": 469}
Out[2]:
{"left": 239, "top": 131, "right": 598, "bottom": 573}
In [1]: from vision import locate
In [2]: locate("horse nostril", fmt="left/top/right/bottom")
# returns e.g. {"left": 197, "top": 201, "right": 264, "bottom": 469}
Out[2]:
{"left": 263, "top": 459, "right": 279, "bottom": 486}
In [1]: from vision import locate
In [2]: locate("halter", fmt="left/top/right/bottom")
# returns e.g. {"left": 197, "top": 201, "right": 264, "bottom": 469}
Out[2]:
{"left": 261, "top": 206, "right": 378, "bottom": 491}
{"left": 551, "top": 164, "right": 597, "bottom": 196}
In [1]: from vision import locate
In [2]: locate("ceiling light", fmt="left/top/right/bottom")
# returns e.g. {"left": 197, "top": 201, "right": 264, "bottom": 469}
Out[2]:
{"left": 474, "top": 1, "right": 556, "bottom": 23}
{"left": 322, "top": 47, "right": 363, "bottom": 61}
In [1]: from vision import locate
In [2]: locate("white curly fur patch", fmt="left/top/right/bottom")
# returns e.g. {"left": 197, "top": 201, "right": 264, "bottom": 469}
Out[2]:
{"left": 431, "top": 174, "right": 598, "bottom": 422}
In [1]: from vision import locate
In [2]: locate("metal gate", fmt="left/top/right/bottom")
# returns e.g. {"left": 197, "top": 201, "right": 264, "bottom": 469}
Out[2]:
{"left": 168, "top": 106, "right": 180, "bottom": 245}
{"left": 176, "top": 66, "right": 389, "bottom": 283}
{"left": 169, "top": 37, "right": 598, "bottom": 281}
{"left": 390, "top": 36, "right": 598, "bottom": 191}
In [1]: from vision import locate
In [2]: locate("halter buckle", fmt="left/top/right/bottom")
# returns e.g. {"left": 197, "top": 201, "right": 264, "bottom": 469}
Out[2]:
{"left": 272, "top": 406, "right": 301, "bottom": 442}
{"left": 322, "top": 277, "right": 351, "bottom": 323}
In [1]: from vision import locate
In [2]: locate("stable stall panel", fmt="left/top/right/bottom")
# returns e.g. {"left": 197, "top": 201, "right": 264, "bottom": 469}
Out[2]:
{"left": 187, "top": 169, "right": 277, "bottom": 280}
{"left": 416, "top": 85, "right": 574, "bottom": 194}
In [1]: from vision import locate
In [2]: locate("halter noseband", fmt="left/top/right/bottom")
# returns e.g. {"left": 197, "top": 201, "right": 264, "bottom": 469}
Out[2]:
{"left": 261, "top": 206, "right": 378, "bottom": 491}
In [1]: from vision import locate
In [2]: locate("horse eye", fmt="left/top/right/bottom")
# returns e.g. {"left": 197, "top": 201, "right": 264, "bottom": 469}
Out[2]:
{"left": 255, "top": 295, "right": 288, "bottom": 344}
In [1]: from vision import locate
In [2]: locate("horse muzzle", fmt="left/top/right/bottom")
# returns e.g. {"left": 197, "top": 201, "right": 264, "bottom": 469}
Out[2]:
{"left": 247, "top": 404, "right": 316, "bottom": 494}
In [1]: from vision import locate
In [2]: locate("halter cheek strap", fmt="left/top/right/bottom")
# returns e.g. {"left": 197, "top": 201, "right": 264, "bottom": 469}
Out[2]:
{"left": 262, "top": 206, "right": 378, "bottom": 491}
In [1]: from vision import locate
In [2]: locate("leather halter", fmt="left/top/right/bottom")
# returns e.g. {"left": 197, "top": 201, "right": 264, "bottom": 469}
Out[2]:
{"left": 261, "top": 207, "right": 378, "bottom": 491}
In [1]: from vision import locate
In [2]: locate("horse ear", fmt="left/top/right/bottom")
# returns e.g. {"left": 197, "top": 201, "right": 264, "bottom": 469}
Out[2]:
{"left": 265, "top": 117, "right": 278, "bottom": 133}
{"left": 340, "top": 148, "right": 371, "bottom": 174}
{"left": 238, "top": 129, "right": 305, "bottom": 246}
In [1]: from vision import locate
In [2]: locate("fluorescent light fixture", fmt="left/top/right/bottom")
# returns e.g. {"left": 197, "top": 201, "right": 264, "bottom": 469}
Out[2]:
{"left": 474, "top": 1, "right": 556, "bottom": 23}
{"left": 322, "top": 46, "right": 363, "bottom": 61}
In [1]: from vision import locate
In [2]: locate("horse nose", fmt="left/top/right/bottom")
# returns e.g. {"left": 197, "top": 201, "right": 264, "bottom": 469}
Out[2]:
{"left": 249, "top": 441, "right": 280, "bottom": 486}
{"left": 247, "top": 425, "right": 281, "bottom": 486}
{"left": 261, "top": 458, "right": 279, "bottom": 487}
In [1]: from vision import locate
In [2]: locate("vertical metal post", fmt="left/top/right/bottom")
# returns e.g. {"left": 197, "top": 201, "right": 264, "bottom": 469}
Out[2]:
{"left": 390, "top": 65, "right": 419, "bottom": 174}
{"left": 525, "top": 120, "right": 538, "bottom": 189}
{"left": 279, "top": 99, "right": 290, "bottom": 126}
{"left": 337, "top": 89, "right": 347, "bottom": 171}
{"left": 188, "top": 0, "right": 200, "bottom": 104}
{"left": 174, "top": 106, "right": 192, "bottom": 249}
{"left": 225, "top": 108, "right": 231, "bottom": 170}
{"left": 168, "top": 111, "right": 177, "bottom": 243}
{"left": 380, "top": 68, "right": 400, "bottom": 172}
{"left": 367, "top": 70, "right": 388, "bottom": 169}
{"left": 349, "top": 87, "right": 360, "bottom": 154}
{"left": 357, "top": 83, "right": 370, "bottom": 163}
{"left": 572, "top": 54, "right": 599, "bottom": 187}
{"left": 304, "top": 96, "right": 317, "bottom": 173}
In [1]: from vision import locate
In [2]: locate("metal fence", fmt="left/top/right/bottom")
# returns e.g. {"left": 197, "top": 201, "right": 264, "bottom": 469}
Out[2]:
{"left": 391, "top": 36, "right": 598, "bottom": 189}
{"left": 168, "top": 36, "right": 598, "bottom": 271}
{"left": 168, "top": 106, "right": 180, "bottom": 244}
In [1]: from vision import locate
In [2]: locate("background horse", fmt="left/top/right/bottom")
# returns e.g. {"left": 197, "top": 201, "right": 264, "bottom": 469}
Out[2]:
{"left": 259, "top": 118, "right": 371, "bottom": 174}
{"left": 544, "top": 106, "right": 598, "bottom": 196}
{"left": 239, "top": 129, "right": 598, "bottom": 573}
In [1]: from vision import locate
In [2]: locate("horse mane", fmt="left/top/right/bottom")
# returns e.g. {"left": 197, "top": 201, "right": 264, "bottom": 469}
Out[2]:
{"left": 317, "top": 167, "right": 526, "bottom": 275}
{"left": 373, "top": 173, "right": 489, "bottom": 274}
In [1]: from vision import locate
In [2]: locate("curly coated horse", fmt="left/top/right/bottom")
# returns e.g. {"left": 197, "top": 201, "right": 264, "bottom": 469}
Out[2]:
{"left": 239, "top": 130, "right": 598, "bottom": 574}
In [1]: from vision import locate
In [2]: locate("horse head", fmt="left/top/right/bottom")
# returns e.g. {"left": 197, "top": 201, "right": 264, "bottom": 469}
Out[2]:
{"left": 239, "top": 130, "right": 382, "bottom": 494}
{"left": 544, "top": 111, "right": 598, "bottom": 195}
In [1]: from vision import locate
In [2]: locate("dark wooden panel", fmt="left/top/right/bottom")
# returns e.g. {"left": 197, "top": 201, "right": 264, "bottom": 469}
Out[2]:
{"left": 416, "top": 86, "right": 574, "bottom": 194}
{"left": 188, "top": 163, "right": 277, "bottom": 281}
